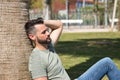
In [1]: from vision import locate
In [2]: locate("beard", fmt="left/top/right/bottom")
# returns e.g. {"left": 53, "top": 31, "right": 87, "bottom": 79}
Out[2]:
{"left": 37, "top": 36, "right": 51, "bottom": 44}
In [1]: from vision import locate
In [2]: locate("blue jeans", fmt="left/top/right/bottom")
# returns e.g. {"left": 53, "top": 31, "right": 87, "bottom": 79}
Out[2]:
{"left": 76, "top": 57, "right": 120, "bottom": 80}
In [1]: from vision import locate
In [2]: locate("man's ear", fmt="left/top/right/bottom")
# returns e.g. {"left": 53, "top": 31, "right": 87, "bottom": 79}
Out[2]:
{"left": 28, "top": 34, "right": 36, "bottom": 41}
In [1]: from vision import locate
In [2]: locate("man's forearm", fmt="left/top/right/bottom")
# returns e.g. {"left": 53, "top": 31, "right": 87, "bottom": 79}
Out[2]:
{"left": 44, "top": 20, "right": 63, "bottom": 45}
{"left": 44, "top": 20, "right": 63, "bottom": 30}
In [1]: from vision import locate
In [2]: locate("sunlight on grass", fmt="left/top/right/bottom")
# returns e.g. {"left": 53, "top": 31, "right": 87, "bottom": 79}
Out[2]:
{"left": 102, "top": 75, "right": 109, "bottom": 80}
{"left": 60, "top": 32, "right": 120, "bottom": 41}
{"left": 59, "top": 54, "right": 90, "bottom": 69}
{"left": 113, "top": 58, "right": 120, "bottom": 69}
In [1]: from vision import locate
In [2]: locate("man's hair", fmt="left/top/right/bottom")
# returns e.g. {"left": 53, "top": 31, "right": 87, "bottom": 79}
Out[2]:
{"left": 24, "top": 17, "right": 44, "bottom": 36}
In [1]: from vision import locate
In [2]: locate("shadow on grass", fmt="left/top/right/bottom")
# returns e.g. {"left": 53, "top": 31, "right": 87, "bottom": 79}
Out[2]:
{"left": 66, "top": 57, "right": 103, "bottom": 79}
{"left": 55, "top": 38, "right": 120, "bottom": 79}
{"left": 56, "top": 38, "right": 120, "bottom": 58}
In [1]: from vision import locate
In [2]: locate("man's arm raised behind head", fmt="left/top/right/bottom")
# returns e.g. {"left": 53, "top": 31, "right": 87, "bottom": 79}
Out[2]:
{"left": 44, "top": 20, "right": 63, "bottom": 46}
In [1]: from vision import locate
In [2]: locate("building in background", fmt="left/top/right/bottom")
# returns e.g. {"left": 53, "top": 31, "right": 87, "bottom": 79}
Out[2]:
{"left": 52, "top": 0, "right": 94, "bottom": 14}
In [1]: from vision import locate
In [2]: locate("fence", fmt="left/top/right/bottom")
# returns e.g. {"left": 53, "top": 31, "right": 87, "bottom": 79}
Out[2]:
{"left": 29, "top": 8, "right": 114, "bottom": 29}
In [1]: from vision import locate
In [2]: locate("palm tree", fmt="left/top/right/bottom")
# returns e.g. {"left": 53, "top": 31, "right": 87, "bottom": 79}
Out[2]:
{"left": 0, "top": 0, "right": 32, "bottom": 80}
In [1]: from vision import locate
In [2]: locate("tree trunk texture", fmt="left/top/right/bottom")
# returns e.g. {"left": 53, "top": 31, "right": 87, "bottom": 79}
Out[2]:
{"left": 0, "top": 0, "right": 32, "bottom": 80}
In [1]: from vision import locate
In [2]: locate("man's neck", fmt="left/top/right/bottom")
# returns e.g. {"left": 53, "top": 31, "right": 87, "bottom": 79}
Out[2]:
{"left": 35, "top": 43, "right": 48, "bottom": 50}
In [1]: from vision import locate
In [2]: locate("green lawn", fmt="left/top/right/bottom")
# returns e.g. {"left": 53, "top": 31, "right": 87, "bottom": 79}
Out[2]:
{"left": 55, "top": 32, "right": 120, "bottom": 80}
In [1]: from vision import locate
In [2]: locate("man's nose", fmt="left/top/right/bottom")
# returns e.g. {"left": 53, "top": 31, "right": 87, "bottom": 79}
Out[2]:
{"left": 46, "top": 31, "right": 50, "bottom": 36}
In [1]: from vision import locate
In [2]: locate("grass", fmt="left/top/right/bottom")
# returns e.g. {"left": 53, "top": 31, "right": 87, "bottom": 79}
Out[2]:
{"left": 55, "top": 32, "right": 120, "bottom": 80}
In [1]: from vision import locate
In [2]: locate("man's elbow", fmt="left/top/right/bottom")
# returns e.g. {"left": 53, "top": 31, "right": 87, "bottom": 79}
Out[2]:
{"left": 58, "top": 21, "right": 63, "bottom": 29}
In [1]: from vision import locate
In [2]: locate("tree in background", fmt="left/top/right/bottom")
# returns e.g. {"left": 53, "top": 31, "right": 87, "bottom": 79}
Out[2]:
{"left": 0, "top": 0, "right": 32, "bottom": 79}
{"left": 44, "top": 0, "right": 52, "bottom": 19}
{"left": 29, "top": 0, "right": 70, "bottom": 19}
{"left": 29, "top": 0, "right": 52, "bottom": 19}
{"left": 93, "top": 0, "right": 99, "bottom": 27}
{"left": 117, "top": 0, "right": 120, "bottom": 31}
{"left": 30, "top": 0, "right": 43, "bottom": 9}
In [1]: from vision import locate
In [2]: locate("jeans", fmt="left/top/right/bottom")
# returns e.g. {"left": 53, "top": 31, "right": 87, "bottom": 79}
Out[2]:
{"left": 76, "top": 57, "right": 120, "bottom": 80}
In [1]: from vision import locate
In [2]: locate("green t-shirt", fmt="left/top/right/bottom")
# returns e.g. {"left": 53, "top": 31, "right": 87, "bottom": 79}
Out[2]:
{"left": 29, "top": 44, "right": 70, "bottom": 80}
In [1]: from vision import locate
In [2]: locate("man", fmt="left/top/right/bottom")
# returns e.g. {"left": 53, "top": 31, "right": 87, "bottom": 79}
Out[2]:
{"left": 24, "top": 18, "right": 120, "bottom": 80}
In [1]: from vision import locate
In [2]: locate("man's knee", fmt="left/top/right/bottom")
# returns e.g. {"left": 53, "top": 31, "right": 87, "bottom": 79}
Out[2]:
{"left": 101, "top": 57, "right": 113, "bottom": 64}
{"left": 103, "top": 57, "right": 112, "bottom": 61}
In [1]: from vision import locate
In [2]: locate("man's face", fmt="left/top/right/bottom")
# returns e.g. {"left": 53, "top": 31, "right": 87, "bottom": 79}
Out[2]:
{"left": 34, "top": 24, "right": 51, "bottom": 44}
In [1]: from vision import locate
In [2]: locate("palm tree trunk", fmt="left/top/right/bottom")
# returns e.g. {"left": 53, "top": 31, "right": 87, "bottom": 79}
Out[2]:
{"left": 0, "top": 0, "right": 32, "bottom": 80}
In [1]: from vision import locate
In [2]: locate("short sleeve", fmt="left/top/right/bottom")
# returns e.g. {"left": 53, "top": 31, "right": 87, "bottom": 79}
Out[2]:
{"left": 29, "top": 53, "right": 47, "bottom": 79}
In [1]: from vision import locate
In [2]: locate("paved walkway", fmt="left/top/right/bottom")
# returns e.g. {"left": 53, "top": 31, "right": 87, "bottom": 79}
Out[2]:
{"left": 63, "top": 28, "right": 112, "bottom": 33}
{"left": 62, "top": 26, "right": 118, "bottom": 33}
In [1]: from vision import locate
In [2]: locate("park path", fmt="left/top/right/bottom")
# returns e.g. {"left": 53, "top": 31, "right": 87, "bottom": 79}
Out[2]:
{"left": 62, "top": 25, "right": 117, "bottom": 33}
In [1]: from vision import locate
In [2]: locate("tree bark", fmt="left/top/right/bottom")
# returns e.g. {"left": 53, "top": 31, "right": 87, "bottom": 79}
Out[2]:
{"left": 0, "top": 0, "right": 32, "bottom": 80}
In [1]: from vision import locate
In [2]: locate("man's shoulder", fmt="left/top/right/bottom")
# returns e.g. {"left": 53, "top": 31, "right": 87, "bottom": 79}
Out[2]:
{"left": 29, "top": 48, "right": 49, "bottom": 64}
{"left": 31, "top": 48, "right": 40, "bottom": 56}
{"left": 30, "top": 48, "right": 49, "bottom": 59}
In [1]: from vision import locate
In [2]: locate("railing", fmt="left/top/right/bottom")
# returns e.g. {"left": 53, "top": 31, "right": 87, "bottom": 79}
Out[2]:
{"left": 60, "top": 20, "right": 83, "bottom": 24}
